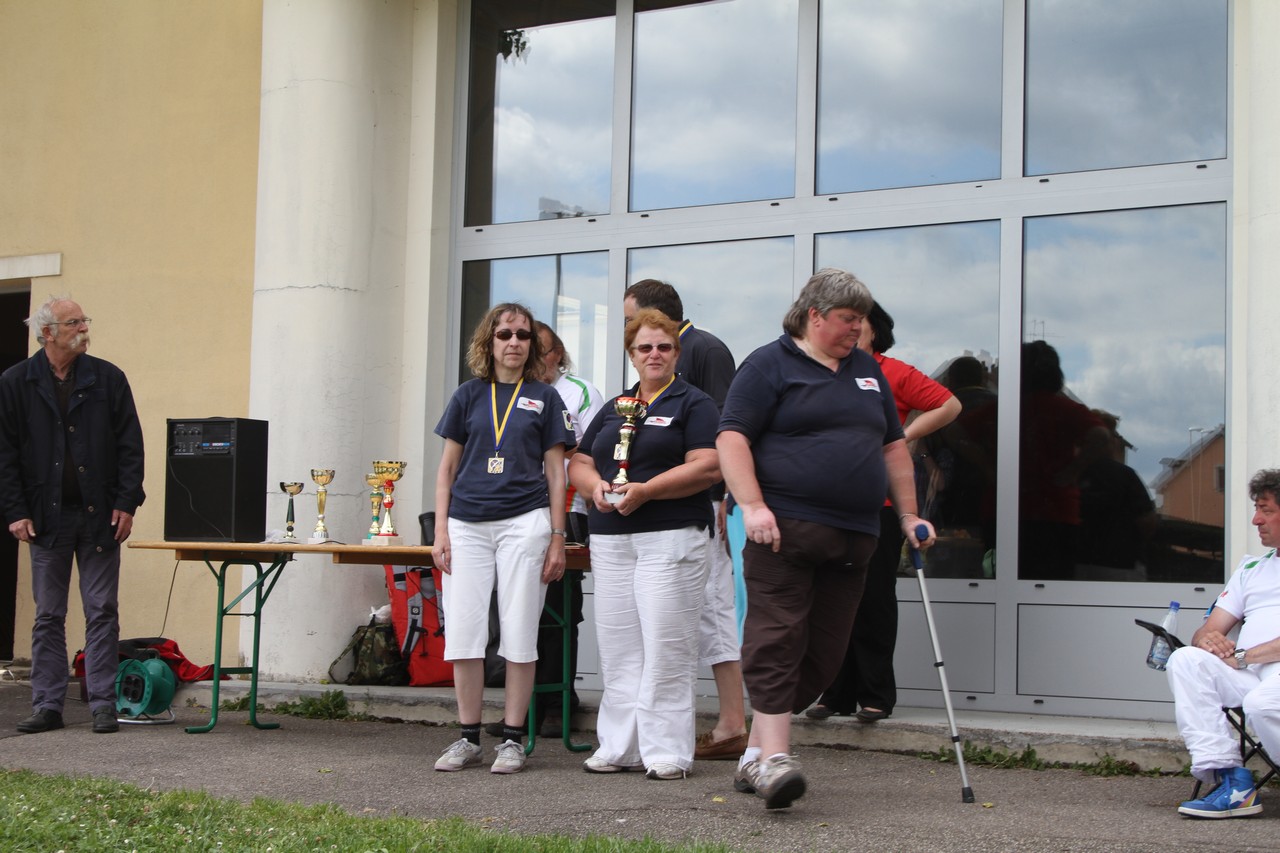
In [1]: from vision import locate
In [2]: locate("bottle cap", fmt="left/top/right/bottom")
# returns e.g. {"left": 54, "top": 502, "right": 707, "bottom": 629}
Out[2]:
{"left": 1170, "top": 601, "right": 1181, "bottom": 610}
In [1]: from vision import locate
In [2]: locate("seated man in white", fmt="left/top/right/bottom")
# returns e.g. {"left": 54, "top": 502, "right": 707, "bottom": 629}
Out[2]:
{"left": 1167, "top": 467, "right": 1280, "bottom": 818}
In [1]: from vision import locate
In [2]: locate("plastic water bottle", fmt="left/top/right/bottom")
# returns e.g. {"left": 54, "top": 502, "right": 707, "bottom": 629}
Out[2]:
{"left": 1146, "top": 601, "right": 1181, "bottom": 671}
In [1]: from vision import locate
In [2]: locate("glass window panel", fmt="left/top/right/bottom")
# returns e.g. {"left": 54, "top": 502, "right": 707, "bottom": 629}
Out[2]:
{"left": 817, "top": 222, "right": 1001, "bottom": 579}
{"left": 1025, "top": 0, "right": 1227, "bottom": 176}
{"left": 460, "top": 253, "right": 610, "bottom": 389}
{"left": 817, "top": 0, "right": 1002, "bottom": 194}
{"left": 464, "top": 2, "right": 615, "bottom": 226}
{"left": 1022, "top": 204, "right": 1226, "bottom": 583}
{"left": 631, "top": 0, "right": 798, "bottom": 211}
{"left": 626, "top": 238, "right": 795, "bottom": 389}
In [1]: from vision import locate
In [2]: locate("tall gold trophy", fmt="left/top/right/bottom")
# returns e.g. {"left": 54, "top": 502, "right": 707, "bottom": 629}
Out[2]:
{"left": 605, "top": 397, "right": 648, "bottom": 504}
{"left": 280, "top": 482, "right": 304, "bottom": 540}
{"left": 365, "top": 473, "right": 384, "bottom": 539}
{"left": 371, "top": 460, "right": 406, "bottom": 546}
{"left": 309, "top": 468, "right": 336, "bottom": 543}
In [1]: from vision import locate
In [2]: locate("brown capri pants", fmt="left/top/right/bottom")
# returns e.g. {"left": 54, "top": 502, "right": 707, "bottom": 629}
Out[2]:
{"left": 740, "top": 516, "right": 877, "bottom": 716}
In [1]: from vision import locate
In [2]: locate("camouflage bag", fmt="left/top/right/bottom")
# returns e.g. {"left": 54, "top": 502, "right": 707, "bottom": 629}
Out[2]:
{"left": 328, "top": 616, "right": 408, "bottom": 686}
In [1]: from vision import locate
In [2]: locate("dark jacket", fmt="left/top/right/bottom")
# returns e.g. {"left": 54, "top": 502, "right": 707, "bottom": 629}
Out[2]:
{"left": 0, "top": 349, "right": 145, "bottom": 550}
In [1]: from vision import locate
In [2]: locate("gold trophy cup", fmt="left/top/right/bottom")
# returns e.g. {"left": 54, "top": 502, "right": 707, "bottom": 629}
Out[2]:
{"left": 280, "top": 482, "right": 304, "bottom": 540}
{"left": 309, "top": 468, "right": 336, "bottom": 543}
{"left": 365, "top": 473, "right": 383, "bottom": 539}
{"left": 606, "top": 397, "right": 648, "bottom": 504}
{"left": 371, "top": 460, "right": 407, "bottom": 546}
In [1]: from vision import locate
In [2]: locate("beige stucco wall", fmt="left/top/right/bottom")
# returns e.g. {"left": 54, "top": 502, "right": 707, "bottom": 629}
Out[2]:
{"left": 0, "top": 0, "right": 263, "bottom": 667}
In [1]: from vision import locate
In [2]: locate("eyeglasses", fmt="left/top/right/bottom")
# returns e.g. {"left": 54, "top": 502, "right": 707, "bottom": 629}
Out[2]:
{"left": 631, "top": 342, "right": 675, "bottom": 355}
{"left": 55, "top": 318, "right": 92, "bottom": 328}
{"left": 494, "top": 328, "right": 533, "bottom": 341}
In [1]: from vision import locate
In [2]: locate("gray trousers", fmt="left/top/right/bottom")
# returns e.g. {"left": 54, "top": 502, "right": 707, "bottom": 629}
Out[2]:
{"left": 29, "top": 509, "right": 121, "bottom": 715}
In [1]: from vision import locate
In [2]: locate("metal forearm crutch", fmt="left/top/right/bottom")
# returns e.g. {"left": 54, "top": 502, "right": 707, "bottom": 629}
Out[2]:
{"left": 912, "top": 523, "right": 975, "bottom": 803}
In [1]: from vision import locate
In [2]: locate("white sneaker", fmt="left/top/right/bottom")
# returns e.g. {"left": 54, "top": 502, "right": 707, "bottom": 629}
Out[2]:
{"left": 645, "top": 762, "right": 688, "bottom": 780}
{"left": 583, "top": 755, "right": 632, "bottom": 774}
{"left": 434, "top": 738, "right": 483, "bottom": 772}
{"left": 491, "top": 739, "right": 527, "bottom": 774}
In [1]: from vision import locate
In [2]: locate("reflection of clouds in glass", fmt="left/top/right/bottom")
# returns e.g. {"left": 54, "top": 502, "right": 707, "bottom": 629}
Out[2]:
{"left": 1024, "top": 204, "right": 1225, "bottom": 486}
{"left": 1025, "top": 0, "right": 1227, "bottom": 175}
{"left": 818, "top": 0, "right": 1002, "bottom": 193}
{"left": 816, "top": 222, "right": 1000, "bottom": 377}
{"left": 492, "top": 18, "right": 615, "bottom": 222}
{"left": 628, "top": 238, "right": 795, "bottom": 366}
{"left": 485, "top": 253, "right": 610, "bottom": 390}
{"left": 631, "top": 0, "right": 798, "bottom": 210}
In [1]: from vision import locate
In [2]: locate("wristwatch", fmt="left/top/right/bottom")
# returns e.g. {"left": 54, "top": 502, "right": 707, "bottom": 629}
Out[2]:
{"left": 1234, "top": 648, "right": 1248, "bottom": 669}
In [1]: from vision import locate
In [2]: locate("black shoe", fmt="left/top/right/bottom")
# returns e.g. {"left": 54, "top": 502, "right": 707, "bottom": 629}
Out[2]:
{"left": 92, "top": 709, "right": 120, "bottom": 734}
{"left": 17, "top": 709, "right": 64, "bottom": 734}
{"left": 855, "top": 708, "right": 889, "bottom": 723}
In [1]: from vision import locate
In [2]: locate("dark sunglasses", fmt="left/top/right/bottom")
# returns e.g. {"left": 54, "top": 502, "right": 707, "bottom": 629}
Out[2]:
{"left": 494, "top": 328, "right": 533, "bottom": 341}
{"left": 631, "top": 342, "right": 675, "bottom": 354}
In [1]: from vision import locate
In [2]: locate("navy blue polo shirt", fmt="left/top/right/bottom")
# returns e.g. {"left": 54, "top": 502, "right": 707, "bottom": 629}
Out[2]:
{"left": 435, "top": 378, "right": 574, "bottom": 522}
{"left": 578, "top": 377, "right": 718, "bottom": 535}
{"left": 718, "top": 334, "right": 903, "bottom": 536}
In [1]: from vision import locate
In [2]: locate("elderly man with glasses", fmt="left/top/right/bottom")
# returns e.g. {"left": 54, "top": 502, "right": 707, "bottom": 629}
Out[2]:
{"left": 0, "top": 296, "right": 145, "bottom": 735}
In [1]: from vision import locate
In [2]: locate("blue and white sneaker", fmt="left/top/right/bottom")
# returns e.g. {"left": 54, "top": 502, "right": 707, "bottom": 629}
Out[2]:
{"left": 1178, "top": 767, "right": 1262, "bottom": 818}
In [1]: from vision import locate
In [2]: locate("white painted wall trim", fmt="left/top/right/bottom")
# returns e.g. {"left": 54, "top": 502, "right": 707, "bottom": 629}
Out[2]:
{"left": 0, "top": 252, "right": 61, "bottom": 281}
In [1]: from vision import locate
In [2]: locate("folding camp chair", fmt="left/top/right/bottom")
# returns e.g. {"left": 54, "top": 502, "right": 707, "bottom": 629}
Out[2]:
{"left": 1190, "top": 707, "right": 1280, "bottom": 798}
{"left": 1134, "top": 619, "right": 1280, "bottom": 796}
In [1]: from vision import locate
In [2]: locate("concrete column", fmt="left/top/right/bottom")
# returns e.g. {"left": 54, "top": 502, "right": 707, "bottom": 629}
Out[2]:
{"left": 249, "top": 0, "right": 418, "bottom": 679}
{"left": 1238, "top": 1, "right": 1280, "bottom": 554}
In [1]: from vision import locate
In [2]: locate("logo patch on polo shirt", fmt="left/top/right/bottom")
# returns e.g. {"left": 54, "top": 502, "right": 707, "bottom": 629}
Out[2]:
{"left": 644, "top": 416, "right": 673, "bottom": 427}
{"left": 562, "top": 410, "right": 573, "bottom": 431}
{"left": 856, "top": 377, "right": 881, "bottom": 392}
{"left": 516, "top": 397, "right": 545, "bottom": 414}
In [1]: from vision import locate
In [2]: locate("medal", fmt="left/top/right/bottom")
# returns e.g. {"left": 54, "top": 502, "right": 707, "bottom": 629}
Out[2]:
{"left": 489, "top": 378, "right": 522, "bottom": 477}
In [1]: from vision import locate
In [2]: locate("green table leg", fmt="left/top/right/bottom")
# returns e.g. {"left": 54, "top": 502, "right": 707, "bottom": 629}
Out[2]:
{"left": 186, "top": 555, "right": 289, "bottom": 733}
{"left": 527, "top": 574, "right": 590, "bottom": 754}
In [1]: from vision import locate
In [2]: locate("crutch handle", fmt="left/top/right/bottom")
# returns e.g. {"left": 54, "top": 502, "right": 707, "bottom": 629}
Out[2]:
{"left": 910, "top": 523, "right": 929, "bottom": 570}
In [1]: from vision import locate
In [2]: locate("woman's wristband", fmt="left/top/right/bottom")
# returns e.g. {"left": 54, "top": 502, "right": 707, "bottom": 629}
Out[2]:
{"left": 550, "top": 528, "right": 567, "bottom": 538}
{"left": 898, "top": 512, "right": 918, "bottom": 523}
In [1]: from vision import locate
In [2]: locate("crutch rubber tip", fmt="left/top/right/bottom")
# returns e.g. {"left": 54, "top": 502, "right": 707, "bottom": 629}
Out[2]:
{"left": 962, "top": 787, "right": 975, "bottom": 803}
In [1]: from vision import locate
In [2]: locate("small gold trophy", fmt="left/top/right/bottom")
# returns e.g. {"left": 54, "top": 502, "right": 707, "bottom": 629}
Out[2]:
{"left": 365, "top": 473, "right": 383, "bottom": 539}
{"left": 309, "top": 468, "right": 336, "bottom": 544}
{"left": 371, "top": 460, "right": 407, "bottom": 546}
{"left": 606, "top": 397, "right": 648, "bottom": 504}
{"left": 280, "top": 482, "right": 304, "bottom": 540}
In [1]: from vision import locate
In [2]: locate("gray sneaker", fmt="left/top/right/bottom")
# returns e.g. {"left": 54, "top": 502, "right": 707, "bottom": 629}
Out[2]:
{"left": 754, "top": 754, "right": 806, "bottom": 809}
{"left": 434, "top": 738, "right": 483, "bottom": 772}
{"left": 491, "top": 739, "right": 527, "bottom": 774}
{"left": 733, "top": 758, "right": 761, "bottom": 794}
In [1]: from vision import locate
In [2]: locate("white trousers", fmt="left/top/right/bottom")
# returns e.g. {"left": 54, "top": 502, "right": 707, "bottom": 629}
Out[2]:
{"left": 698, "top": 501, "right": 740, "bottom": 667}
{"left": 442, "top": 508, "right": 550, "bottom": 663}
{"left": 1167, "top": 645, "right": 1280, "bottom": 783}
{"left": 590, "top": 526, "right": 709, "bottom": 770}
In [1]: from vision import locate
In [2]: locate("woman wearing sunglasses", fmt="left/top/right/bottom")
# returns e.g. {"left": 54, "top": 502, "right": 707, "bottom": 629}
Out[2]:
{"left": 569, "top": 308, "right": 721, "bottom": 780}
{"left": 432, "top": 303, "right": 575, "bottom": 775}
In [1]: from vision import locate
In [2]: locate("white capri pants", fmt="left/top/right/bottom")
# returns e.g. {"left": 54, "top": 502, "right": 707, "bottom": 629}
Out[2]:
{"left": 590, "top": 526, "right": 710, "bottom": 771}
{"left": 442, "top": 507, "right": 550, "bottom": 663}
{"left": 1167, "top": 645, "right": 1280, "bottom": 783}
{"left": 698, "top": 501, "right": 740, "bottom": 667}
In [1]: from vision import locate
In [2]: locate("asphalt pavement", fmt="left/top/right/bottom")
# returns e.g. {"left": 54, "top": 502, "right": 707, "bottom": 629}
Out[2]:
{"left": 5, "top": 680, "right": 1280, "bottom": 852}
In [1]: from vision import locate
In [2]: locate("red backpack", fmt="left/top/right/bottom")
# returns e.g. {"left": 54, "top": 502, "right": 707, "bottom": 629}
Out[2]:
{"left": 383, "top": 565, "right": 453, "bottom": 687}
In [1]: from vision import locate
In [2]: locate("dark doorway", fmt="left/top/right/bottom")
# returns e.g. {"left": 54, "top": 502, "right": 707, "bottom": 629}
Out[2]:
{"left": 0, "top": 286, "right": 31, "bottom": 661}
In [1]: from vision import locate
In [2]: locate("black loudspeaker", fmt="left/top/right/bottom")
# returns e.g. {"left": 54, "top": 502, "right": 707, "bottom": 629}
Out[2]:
{"left": 164, "top": 418, "right": 268, "bottom": 542}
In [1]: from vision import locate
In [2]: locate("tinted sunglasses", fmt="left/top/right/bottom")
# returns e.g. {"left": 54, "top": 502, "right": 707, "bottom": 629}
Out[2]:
{"left": 494, "top": 328, "right": 533, "bottom": 341}
{"left": 632, "top": 342, "right": 675, "bottom": 354}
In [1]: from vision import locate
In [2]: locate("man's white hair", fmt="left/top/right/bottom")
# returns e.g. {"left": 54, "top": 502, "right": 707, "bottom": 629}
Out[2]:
{"left": 24, "top": 295, "right": 73, "bottom": 345}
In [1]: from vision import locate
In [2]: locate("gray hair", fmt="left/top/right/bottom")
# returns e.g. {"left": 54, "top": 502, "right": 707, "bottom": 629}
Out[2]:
{"left": 782, "top": 268, "right": 874, "bottom": 337}
{"left": 25, "top": 295, "right": 72, "bottom": 346}
{"left": 1249, "top": 469, "right": 1280, "bottom": 503}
